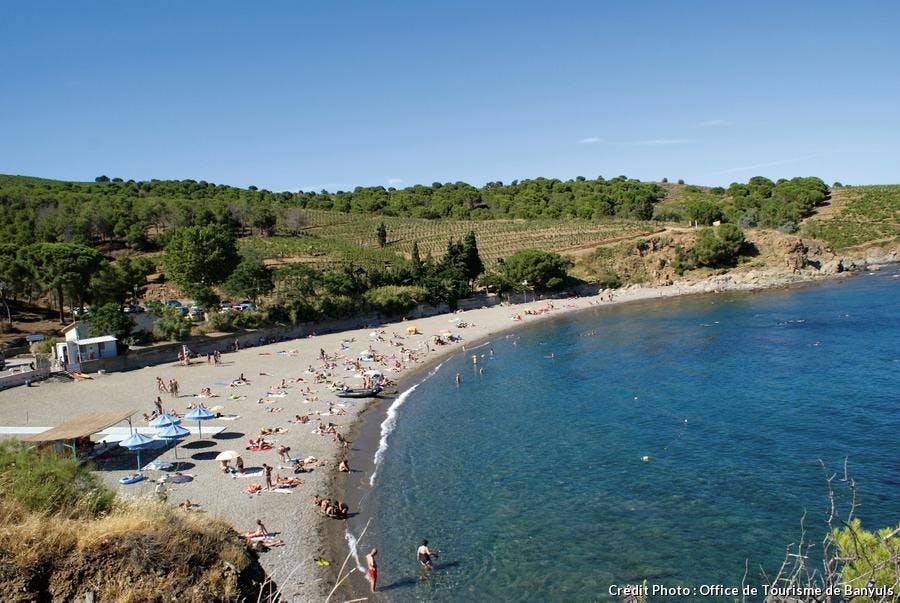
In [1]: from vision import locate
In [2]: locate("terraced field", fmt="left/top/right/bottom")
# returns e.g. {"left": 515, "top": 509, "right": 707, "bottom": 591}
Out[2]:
{"left": 802, "top": 185, "right": 900, "bottom": 249}
{"left": 240, "top": 210, "right": 657, "bottom": 267}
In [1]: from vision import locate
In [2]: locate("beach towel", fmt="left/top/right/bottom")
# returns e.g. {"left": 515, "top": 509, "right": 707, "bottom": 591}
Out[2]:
{"left": 214, "top": 414, "right": 241, "bottom": 420}
{"left": 270, "top": 487, "right": 295, "bottom": 493}
{"left": 233, "top": 468, "right": 264, "bottom": 478}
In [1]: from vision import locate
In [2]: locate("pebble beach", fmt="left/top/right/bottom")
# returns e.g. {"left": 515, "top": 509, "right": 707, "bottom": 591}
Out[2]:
{"left": 0, "top": 268, "right": 850, "bottom": 600}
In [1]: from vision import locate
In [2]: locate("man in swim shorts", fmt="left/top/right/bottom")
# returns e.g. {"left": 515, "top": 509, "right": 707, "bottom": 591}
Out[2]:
{"left": 365, "top": 548, "right": 378, "bottom": 592}
{"left": 417, "top": 540, "right": 433, "bottom": 569}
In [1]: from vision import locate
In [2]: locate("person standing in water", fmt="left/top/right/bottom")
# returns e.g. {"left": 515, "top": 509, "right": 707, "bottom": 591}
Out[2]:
{"left": 417, "top": 540, "right": 434, "bottom": 569}
{"left": 365, "top": 548, "right": 378, "bottom": 592}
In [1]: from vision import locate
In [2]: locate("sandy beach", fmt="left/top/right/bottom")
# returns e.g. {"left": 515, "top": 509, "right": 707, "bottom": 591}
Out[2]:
{"left": 0, "top": 267, "right": 853, "bottom": 601}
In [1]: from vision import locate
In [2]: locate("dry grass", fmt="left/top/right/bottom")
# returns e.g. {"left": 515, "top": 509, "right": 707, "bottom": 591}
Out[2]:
{"left": 0, "top": 498, "right": 259, "bottom": 602}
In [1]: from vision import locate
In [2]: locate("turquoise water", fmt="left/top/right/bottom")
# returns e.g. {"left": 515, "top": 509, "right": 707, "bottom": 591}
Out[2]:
{"left": 349, "top": 270, "right": 900, "bottom": 601}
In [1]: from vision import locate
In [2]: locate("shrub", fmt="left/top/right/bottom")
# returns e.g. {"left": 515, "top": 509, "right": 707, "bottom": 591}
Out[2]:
{"left": 202, "top": 311, "right": 237, "bottom": 333}
{"left": 363, "top": 285, "right": 428, "bottom": 316}
{"left": 152, "top": 307, "right": 191, "bottom": 341}
{"left": 87, "top": 303, "right": 135, "bottom": 341}
{"left": 0, "top": 441, "right": 114, "bottom": 518}
{"left": 691, "top": 224, "right": 745, "bottom": 268}
{"left": 652, "top": 206, "right": 683, "bottom": 223}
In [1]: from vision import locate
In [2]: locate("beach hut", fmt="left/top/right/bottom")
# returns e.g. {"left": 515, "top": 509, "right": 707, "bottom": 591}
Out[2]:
{"left": 54, "top": 322, "right": 119, "bottom": 372}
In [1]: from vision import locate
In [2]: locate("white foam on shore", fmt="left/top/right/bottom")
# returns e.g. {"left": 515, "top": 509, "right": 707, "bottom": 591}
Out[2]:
{"left": 344, "top": 528, "right": 366, "bottom": 573}
{"left": 369, "top": 360, "right": 445, "bottom": 487}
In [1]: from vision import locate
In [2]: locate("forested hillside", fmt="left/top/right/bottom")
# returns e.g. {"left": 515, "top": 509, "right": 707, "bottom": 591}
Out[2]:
{"left": 1, "top": 172, "right": 895, "bottom": 348}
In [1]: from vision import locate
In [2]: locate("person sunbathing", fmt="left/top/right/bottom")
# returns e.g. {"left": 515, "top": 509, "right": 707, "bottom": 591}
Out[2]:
{"left": 338, "top": 459, "right": 350, "bottom": 473}
{"left": 274, "top": 474, "right": 303, "bottom": 487}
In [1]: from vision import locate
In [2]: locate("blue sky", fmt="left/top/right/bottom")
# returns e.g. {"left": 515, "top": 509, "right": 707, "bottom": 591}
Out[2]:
{"left": 1, "top": 1, "right": 898, "bottom": 190}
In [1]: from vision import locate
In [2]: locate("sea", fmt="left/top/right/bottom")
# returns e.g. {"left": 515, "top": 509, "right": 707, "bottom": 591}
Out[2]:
{"left": 344, "top": 268, "right": 900, "bottom": 602}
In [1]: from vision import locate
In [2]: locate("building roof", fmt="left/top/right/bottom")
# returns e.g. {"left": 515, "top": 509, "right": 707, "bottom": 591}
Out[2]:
{"left": 74, "top": 335, "right": 118, "bottom": 345}
{"left": 24, "top": 410, "right": 136, "bottom": 443}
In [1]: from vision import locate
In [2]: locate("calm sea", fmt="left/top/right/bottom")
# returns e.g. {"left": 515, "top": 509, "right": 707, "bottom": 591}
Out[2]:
{"left": 346, "top": 268, "right": 900, "bottom": 601}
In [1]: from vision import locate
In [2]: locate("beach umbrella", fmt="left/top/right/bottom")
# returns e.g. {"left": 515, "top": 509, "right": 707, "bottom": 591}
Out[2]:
{"left": 185, "top": 406, "right": 215, "bottom": 437}
{"left": 155, "top": 423, "right": 190, "bottom": 459}
{"left": 215, "top": 450, "right": 240, "bottom": 462}
{"left": 149, "top": 413, "right": 181, "bottom": 428}
{"left": 118, "top": 432, "right": 155, "bottom": 471}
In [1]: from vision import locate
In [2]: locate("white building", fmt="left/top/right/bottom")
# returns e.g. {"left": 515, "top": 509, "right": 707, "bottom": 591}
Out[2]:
{"left": 55, "top": 323, "right": 118, "bottom": 372}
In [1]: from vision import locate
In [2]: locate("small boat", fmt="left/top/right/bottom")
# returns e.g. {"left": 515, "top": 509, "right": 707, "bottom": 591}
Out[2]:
{"left": 335, "top": 386, "right": 381, "bottom": 398}
{"left": 119, "top": 473, "right": 145, "bottom": 485}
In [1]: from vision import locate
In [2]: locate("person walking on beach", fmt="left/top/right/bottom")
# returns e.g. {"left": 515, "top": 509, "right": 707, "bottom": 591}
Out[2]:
{"left": 417, "top": 540, "right": 434, "bottom": 569}
{"left": 365, "top": 548, "right": 378, "bottom": 592}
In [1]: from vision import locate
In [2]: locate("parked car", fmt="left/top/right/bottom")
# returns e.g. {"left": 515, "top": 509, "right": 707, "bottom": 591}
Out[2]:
{"left": 123, "top": 304, "right": 145, "bottom": 314}
{"left": 73, "top": 305, "right": 91, "bottom": 317}
{"left": 230, "top": 300, "right": 254, "bottom": 312}
{"left": 164, "top": 299, "right": 183, "bottom": 308}
{"left": 188, "top": 306, "right": 204, "bottom": 320}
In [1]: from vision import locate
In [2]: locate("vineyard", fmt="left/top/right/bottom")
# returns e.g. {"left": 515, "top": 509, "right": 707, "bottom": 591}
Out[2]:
{"left": 239, "top": 210, "right": 657, "bottom": 268}
{"left": 801, "top": 185, "right": 900, "bottom": 249}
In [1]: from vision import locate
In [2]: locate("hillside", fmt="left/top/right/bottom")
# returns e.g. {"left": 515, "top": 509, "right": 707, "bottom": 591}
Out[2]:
{"left": 1, "top": 173, "right": 898, "bottom": 351}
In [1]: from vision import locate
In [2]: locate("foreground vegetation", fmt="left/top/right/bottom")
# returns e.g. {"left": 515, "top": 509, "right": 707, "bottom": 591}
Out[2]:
{"left": 0, "top": 441, "right": 268, "bottom": 602}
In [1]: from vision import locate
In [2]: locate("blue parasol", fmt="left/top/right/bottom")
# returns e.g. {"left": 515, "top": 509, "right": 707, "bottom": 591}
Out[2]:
{"left": 155, "top": 423, "right": 190, "bottom": 459}
{"left": 185, "top": 406, "right": 215, "bottom": 437}
{"left": 149, "top": 413, "right": 181, "bottom": 428}
{"left": 118, "top": 432, "right": 155, "bottom": 471}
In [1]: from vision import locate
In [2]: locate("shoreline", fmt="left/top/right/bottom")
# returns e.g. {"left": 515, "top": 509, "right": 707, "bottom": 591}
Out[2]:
{"left": 320, "top": 265, "right": 880, "bottom": 600}
{"left": 0, "top": 261, "right": 889, "bottom": 601}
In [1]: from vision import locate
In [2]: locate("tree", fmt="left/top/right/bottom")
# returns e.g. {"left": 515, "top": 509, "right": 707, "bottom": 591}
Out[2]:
{"left": 691, "top": 224, "right": 745, "bottom": 267}
{"left": 223, "top": 256, "right": 274, "bottom": 302}
{"left": 501, "top": 249, "right": 571, "bottom": 291}
{"left": 20, "top": 243, "right": 106, "bottom": 323}
{"left": 685, "top": 199, "right": 724, "bottom": 226}
{"left": 376, "top": 221, "right": 387, "bottom": 248}
{"left": 161, "top": 224, "right": 239, "bottom": 297}
{"left": 462, "top": 231, "right": 485, "bottom": 282}
{"left": 251, "top": 206, "right": 276, "bottom": 236}
{"left": 87, "top": 303, "right": 135, "bottom": 340}
{"left": 90, "top": 256, "right": 155, "bottom": 306}
{"left": 410, "top": 242, "right": 424, "bottom": 279}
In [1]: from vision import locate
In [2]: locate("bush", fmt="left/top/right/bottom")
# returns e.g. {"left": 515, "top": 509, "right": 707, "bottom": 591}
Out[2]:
{"left": 691, "top": 224, "right": 745, "bottom": 268}
{"left": 685, "top": 199, "right": 724, "bottom": 225}
{"left": 652, "top": 206, "right": 683, "bottom": 223}
{"left": 0, "top": 441, "right": 114, "bottom": 518}
{"left": 152, "top": 307, "right": 191, "bottom": 341}
{"left": 87, "top": 303, "right": 135, "bottom": 341}
{"left": 202, "top": 311, "right": 237, "bottom": 333}
{"left": 363, "top": 285, "right": 428, "bottom": 316}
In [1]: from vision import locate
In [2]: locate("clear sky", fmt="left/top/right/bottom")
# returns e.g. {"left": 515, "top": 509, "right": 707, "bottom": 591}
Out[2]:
{"left": 1, "top": 1, "right": 898, "bottom": 191}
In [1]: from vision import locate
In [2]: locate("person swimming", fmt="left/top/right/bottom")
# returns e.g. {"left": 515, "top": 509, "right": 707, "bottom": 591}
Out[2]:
{"left": 417, "top": 539, "right": 434, "bottom": 569}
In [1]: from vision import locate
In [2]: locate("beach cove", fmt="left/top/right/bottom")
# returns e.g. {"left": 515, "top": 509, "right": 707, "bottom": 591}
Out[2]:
{"left": 339, "top": 266, "right": 899, "bottom": 601}
{"left": 0, "top": 264, "right": 891, "bottom": 601}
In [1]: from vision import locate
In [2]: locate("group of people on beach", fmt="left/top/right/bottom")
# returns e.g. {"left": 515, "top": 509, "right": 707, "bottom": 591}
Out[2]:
{"left": 313, "top": 494, "right": 348, "bottom": 519}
